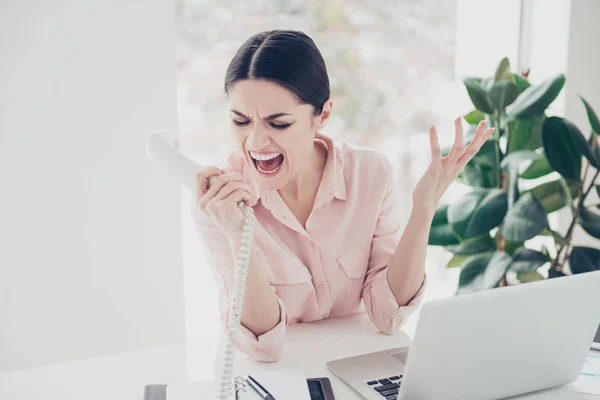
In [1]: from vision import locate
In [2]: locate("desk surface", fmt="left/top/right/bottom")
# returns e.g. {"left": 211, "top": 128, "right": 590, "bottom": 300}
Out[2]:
{"left": 0, "top": 312, "right": 597, "bottom": 400}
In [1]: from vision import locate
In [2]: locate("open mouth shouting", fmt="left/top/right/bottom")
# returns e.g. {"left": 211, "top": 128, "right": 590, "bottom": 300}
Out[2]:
{"left": 249, "top": 150, "right": 285, "bottom": 177}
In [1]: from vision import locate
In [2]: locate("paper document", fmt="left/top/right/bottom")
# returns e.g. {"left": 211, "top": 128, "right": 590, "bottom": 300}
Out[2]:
{"left": 564, "top": 350, "right": 600, "bottom": 395}
{"left": 167, "top": 370, "right": 311, "bottom": 400}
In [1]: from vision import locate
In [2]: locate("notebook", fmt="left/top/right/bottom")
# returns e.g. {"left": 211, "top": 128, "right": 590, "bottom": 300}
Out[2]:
{"left": 166, "top": 370, "right": 311, "bottom": 400}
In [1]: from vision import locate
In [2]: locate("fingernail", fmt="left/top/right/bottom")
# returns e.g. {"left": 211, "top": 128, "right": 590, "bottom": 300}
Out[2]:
{"left": 220, "top": 169, "right": 226, "bottom": 174}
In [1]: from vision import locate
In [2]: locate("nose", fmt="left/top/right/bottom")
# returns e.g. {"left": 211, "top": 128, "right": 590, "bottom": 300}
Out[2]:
{"left": 247, "top": 123, "right": 270, "bottom": 150}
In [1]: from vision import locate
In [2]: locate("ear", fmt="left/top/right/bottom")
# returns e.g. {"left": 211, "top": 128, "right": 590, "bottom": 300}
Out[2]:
{"left": 314, "top": 98, "right": 333, "bottom": 131}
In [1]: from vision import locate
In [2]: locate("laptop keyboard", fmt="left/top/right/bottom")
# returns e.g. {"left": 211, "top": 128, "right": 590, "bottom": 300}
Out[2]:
{"left": 366, "top": 375, "right": 403, "bottom": 400}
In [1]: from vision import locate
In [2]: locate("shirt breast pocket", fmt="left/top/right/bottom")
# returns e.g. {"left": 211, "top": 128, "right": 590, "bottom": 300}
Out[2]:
{"left": 337, "top": 245, "right": 371, "bottom": 279}
{"left": 264, "top": 256, "right": 315, "bottom": 320}
{"left": 337, "top": 246, "right": 371, "bottom": 313}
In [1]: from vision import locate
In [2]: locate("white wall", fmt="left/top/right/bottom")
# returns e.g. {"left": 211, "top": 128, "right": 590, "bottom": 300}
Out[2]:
{"left": 561, "top": 0, "right": 600, "bottom": 248}
{"left": 0, "top": 0, "right": 185, "bottom": 372}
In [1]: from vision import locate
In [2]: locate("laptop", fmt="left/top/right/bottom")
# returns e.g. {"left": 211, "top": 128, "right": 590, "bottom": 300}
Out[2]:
{"left": 326, "top": 270, "right": 600, "bottom": 400}
{"left": 593, "top": 323, "right": 600, "bottom": 351}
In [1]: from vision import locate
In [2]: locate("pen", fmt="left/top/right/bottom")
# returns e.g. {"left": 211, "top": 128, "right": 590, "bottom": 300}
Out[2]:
{"left": 245, "top": 374, "right": 276, "bottom": 400}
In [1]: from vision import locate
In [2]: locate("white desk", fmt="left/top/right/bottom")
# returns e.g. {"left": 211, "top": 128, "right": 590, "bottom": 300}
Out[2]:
{"left": 0, "top": 312, "right": 597, "bottom": 400}
{"left": 230, "top": 312, "right": 598, "bottom": 400}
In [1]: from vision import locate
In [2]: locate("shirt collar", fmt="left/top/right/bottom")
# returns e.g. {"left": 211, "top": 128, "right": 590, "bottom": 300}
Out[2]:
{"left": 314, "top": 131, "right": 347, "bottom": 202}
{"left": 241, "top": 132, "right": 347, "bottom": 211}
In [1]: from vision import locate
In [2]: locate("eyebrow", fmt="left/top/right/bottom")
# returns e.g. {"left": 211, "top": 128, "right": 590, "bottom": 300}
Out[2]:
{"left": 229, "top": 110, "right": 293, "bottom": 121}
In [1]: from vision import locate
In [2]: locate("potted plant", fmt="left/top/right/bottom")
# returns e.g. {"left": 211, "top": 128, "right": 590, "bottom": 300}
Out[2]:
{"left": 428, "top": 58, "right": 600, "bottom": 294}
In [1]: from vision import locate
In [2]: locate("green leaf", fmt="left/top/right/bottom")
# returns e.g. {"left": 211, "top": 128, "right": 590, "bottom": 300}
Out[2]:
{"left": 447, "top": 254, "right": 472, "bottom": 269}
{"left": 482, "top": 251, "right": 513, "bottom": 288}
{"left": 517, "top": 271, "right": 545, "bottom": 282}
{"left": 432, "top": 203, "right": 450, "bottom": 226}
{"left": 562, "top": 117, "right": 600, "bottom": 168}
{"left": 542, "top": 117, "right": 583, "bottom": 181}
{"left": 559, "top": 177, "right": 578, "bottom": 217}
{"left": 508, "top": 166, "right": 519, "bottom": 208}
{"left": 588, "top": 132, "right": 600, "bottom": 163}
{"left": 464, "top": 110, "right": 485, "bottom": 125}
{"left": 461, "top": 139, "right": 499, "bottom": 188}
{"left": 457, "top": 253, "right": 494, "bottom": 294}
{"left": 565, "top": 119, "right": 600, "bottom": 168}
{"left": 521, "top": 153, "right": 554, "bottom": 179}
{"left": 508, "top": 116, "right": 545, "bottom": 152}
{"left": 553, "top": 231, "right": 568, "bottom": 245}
{"left": 500, "top": 150, "right": 538, "bottom": 171}
{"left": 539, "top": 227, "right": 568, "bottom": 245}
{"left": 494, "top": 227, "right": 525, "bottom": 256}
{"left": 429, "top": 204, "right": 461, "bottom": 246}
{"left": 481, "top": 77, "right": 495, "bottom": 91}
{"left": 581, "top": 96, "right": 600, "bottom": 135}
{"left": 526, "top": 179, "right": 580, "bottom": 214}
{"left": 446, "top": 235, "right": 495, "bottom": 255}
{"left": 548, "top": 268, "right": 566, "bottom": 278}
{"left": 506, "top": 74, "right": 566, "bottom": 119}
{"left": 429, "top": 225, "right": 461, "bottom": 246}
{"left": 510, "top": 248, "right": 549, "bottom": 273}
{"left": 448, "top": 189, "right": 508, "bottom": 240}
{"left": 500, "top": 192, "right": 548, "bottom": 241}
{"left": 579, "top": 208, "right": 600, "bottom": 239}
{"left": 461, "top": 164, "right": 497, "bottom": 189}
{"left": 503, "top": 238, "right": 525, "bottom": 256}
{"left": 569, "top": 246, "right": 600, "bottom": 274}
{"left": 469, "top": 139, "right": 498, "bottom": 169}
{"left": 489, "top": 80, "right": 521, "bottom": 110}
{"left": 541, "top": 245, "right": 551, "bottom": 259}
{"left": 513, "top": 74, "right": 531, "bottom": 91}
{"left": 463, "top": 78, "right": 494, "bottom": 114}
{"left": 494, "top": 57, "right": 513, "bottom": 81}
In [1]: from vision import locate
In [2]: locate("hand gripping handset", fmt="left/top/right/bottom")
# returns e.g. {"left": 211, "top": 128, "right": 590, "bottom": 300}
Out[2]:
{"left": 145, "top": 131, "right": 254, "bottom": 400}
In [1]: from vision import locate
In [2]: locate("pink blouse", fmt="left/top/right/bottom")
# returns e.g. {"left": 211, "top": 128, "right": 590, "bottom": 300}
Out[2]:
{"left": 191, "top": 132, "right": 426, "bottom": 362}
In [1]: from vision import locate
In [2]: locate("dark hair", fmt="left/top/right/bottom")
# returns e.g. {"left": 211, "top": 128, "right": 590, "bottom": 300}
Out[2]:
{"left": 224, "top": 29, "right": 330, "bottom": 116}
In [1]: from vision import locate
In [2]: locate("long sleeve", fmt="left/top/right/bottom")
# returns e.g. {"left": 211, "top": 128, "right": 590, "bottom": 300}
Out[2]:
{"left": 361, "top": 158, "right": 426, "bottom": 335}
{"left": 190, "top": 196, "right": 288, "bottom": 362}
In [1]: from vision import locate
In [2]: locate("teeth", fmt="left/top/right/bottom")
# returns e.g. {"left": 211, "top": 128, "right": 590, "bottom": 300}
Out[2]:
{"left": 256, "top": 162, "right": 282, "bottom": 175}
{"left": 249, "top": 151, "right": 282, "bottom": 161}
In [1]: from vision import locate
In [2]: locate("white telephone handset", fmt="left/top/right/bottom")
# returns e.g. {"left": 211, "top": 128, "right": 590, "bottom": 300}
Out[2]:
{"left": 146, "top": 131, "right": 255, "bottom": 400}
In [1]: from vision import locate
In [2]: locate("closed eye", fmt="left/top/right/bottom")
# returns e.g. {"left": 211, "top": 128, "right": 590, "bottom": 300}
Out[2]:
{"left": 270, "top": 122, "right": 292, "bottom": 130}
{"left": 232, "top": 120, "right": 293, "bottom": 130}
{"left": 232, "top": 120, "right": 250, "bottom": 127}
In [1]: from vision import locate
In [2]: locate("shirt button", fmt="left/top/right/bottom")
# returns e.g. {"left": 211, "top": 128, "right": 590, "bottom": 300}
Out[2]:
{"left": 319, "top": 284, "right": 325, "bottom": 290}
{"left": 311, "top": 243, "right": 316, "bottom": 249}
{"left": 322, "top": 313, "right": 328, "bottom": 318}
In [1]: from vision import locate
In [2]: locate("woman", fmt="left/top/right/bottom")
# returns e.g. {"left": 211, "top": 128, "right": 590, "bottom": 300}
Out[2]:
{"left": 192, "top": 29, "right": 494, "bottom": 362}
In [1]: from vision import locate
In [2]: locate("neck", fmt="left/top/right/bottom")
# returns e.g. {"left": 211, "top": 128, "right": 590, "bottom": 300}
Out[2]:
{"left": 279, "top": 140, "right": 327, "bottom": 203}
